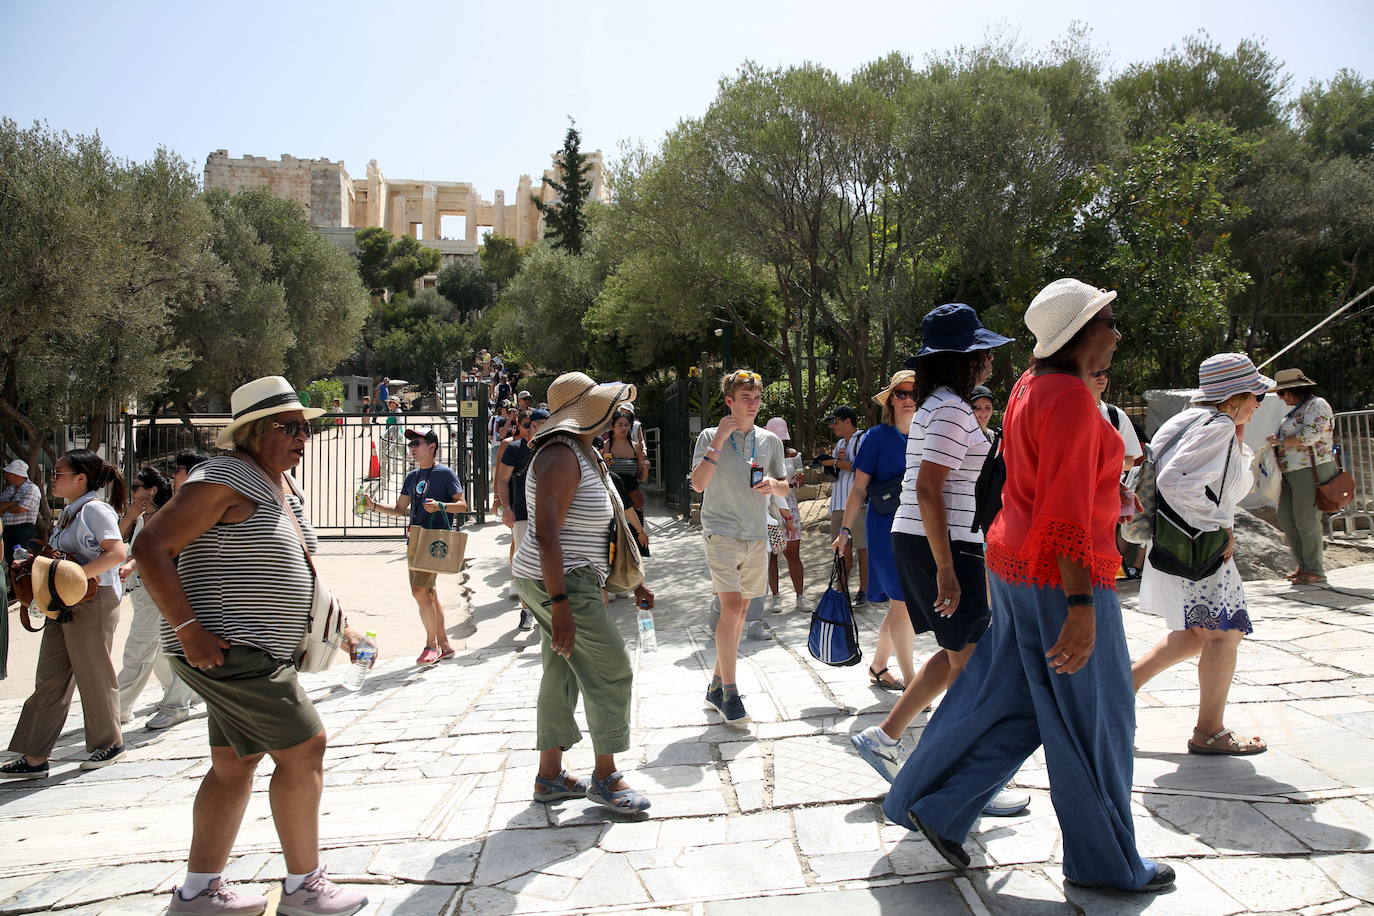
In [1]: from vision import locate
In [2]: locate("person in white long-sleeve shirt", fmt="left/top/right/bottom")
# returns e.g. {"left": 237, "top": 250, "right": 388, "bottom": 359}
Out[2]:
{"left": 1132, "top": 353, "right": 1274, "bottom": 757}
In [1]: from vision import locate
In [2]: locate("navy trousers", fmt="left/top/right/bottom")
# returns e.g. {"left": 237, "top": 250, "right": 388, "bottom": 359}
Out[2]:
{"left": 883, "top": 573, "right": 1154, "bottom": 890}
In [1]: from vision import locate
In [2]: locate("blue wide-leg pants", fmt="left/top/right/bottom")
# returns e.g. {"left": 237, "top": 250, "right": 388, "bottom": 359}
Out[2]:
{"left": 882, "top": 572, "right": 1154, "bottom": 890}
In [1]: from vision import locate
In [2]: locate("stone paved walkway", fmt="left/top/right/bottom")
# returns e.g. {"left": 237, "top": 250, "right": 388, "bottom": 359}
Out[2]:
{"left": 2, "top": 511, "right": 1374, "bottom": 915}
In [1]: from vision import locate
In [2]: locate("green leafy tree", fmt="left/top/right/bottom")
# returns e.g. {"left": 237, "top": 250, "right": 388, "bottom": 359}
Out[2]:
{"left": 159, "top": 188, "right": 370, "bottom": 411}
{"left": 372, "top": 317, "right": 471, "bottom": 395}
{"left": 1299, "top": 69, "right": 1374, "bottom": 159}
{"left": 490, "top": 242, "right": 605, "bottom": 369}
{"left": 479, "top": 235, "right": 526, "bottom": 289}
{"left": 353, "top": 226, "right": 442, "bottom": 297}
{"left": 0, "top": 119, "right": 221, "bottom": 480}
{"left": 534, "top": 124, "right": 594, "bottom": 254}
{"left": 435, "top": 257, "right": 494, "bottom": 319}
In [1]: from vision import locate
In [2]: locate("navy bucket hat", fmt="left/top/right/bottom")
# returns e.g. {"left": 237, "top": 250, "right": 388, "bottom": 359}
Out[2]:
{"left": 905, "top": 303, "right": 1015, "bottom": 367}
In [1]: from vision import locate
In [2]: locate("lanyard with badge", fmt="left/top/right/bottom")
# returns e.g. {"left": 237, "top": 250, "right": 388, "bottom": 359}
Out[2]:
{"left": 729, "top": 429, "right": 764, "bottom": 488}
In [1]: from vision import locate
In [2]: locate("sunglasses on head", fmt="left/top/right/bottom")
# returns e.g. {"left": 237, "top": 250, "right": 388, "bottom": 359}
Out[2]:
{"left": 729, "top": 370, "right": 762, "bottom": 382}
{"left": 272, "top": 420, "right": 313, "bottom": 439}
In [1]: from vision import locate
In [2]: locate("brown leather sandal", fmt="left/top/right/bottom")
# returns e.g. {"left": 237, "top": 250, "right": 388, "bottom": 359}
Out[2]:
{"left": 1188, "top": 727, "right": 1267, "bottom": 756}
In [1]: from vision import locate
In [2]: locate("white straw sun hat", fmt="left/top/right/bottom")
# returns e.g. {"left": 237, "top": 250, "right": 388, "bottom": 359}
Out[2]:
{"left": 216, "top": 377, "right": 324, "bottom": 448}
{"left": 1025, "top": 279, "right": 1118, "bottom": 359}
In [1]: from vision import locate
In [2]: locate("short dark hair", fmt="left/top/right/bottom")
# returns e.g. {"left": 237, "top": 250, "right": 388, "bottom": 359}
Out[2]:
{"left": 135, "top": 466, "right": 173, "bottom": 507}
{"left": 175, "top": 450, "right": 210, "bottom": 474}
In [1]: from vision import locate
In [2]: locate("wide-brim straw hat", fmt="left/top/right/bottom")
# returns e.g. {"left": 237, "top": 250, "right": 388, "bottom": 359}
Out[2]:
{"left": 1190, "top": 353, "right": 1275, "bottom": 403}
{"left": 216, "top": 376, "right": 324, "bottom": 448}
{"left": 1271, "top": 368, "right": 1318, "bottom": 391}
{"left": 532, "top": 372, "right": 637, "bottom": 444}
{"left": 872, "top": 370, "right": 917, "bottom": 409}
{"left": 1026, "top": 279, "right": 1117, "bottom": 359}
{"left": 32, "top": 555, "right": 92, "bottom": 614}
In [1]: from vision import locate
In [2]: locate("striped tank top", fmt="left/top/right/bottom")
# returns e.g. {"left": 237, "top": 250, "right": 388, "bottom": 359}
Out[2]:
{"left": 159, "top": 456, "right": 317, "bottom": 662}
{"left": 512, "top": 436, "right": 617, "bottom": 585}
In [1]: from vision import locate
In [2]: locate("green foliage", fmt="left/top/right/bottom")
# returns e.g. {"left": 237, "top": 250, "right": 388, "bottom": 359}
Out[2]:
{"left": 1066, "top": 122, "right": 1254, "bottom": 390}
{"left": 479, "top": 235, "right": 526, "bottom": 289}
{"left": 1109, "top": 34, "right": 1288, "bottom": 142}
{"left": 490, "top": 242, "right": 606, "bottom": 371}
{"left": 159, "top": 189, "right": 369, "bottom": 407}
{"left": 372, "top": 317, "right": 471, "bottom": 396}
{"left": 304, "top": 378, "right": 344, "bottom": 429}
{"left": 534, "top": 124, "right": 594, "bottom": 254}
{"left": 353, "top": 226, "right": 442, "bottom": 297}
{"left": 435, "top": 257, "right": 494, "bottom": 319}
{"left": 0, "top": 119, "right": 219, "bottom": 463}
{"left": 1299, "top": 69, "right": 1374, "bottom": 159}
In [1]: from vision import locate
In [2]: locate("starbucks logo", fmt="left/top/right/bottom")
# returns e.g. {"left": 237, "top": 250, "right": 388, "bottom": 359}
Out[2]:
{"left": 428, "top": 540, "right": 449, "bottom": 559}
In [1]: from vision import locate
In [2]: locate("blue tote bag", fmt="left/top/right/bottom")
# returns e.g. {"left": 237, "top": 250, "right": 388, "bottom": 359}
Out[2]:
{"left": 808, "top": 555, "right": 863, "bottom": 667}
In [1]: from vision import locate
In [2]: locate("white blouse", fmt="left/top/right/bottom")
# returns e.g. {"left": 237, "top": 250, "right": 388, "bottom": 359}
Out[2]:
{"left": 1153, "top": 407, "right": 1254, "bottom": 532}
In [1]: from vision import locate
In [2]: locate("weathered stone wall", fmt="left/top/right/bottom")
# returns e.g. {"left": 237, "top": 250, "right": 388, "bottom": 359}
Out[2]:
{"left": 205, "top": 150, "right": 353, "bottom": 226}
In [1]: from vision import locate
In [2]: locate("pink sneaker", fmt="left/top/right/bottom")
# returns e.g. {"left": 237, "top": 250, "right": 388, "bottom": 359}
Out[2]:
{"left": 276, "top": 868, "right": 368, "bottom": 916}
{"left": 167, "top": 878, "right": 267, "bottom": 915}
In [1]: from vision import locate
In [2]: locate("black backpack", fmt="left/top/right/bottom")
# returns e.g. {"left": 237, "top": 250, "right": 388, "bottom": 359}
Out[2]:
{"left": 970, "top": 428, "right": 1005, "bottom": 534}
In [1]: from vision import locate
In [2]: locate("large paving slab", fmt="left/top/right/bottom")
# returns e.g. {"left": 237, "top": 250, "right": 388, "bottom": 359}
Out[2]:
{"left": 1, "top": 505, "right": 1373, "bottom": 914}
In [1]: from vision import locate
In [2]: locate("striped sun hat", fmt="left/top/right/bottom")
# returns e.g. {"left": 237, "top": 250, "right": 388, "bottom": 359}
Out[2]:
{"left": 1191, "top": 353, "right": 1275, "bottom": 403}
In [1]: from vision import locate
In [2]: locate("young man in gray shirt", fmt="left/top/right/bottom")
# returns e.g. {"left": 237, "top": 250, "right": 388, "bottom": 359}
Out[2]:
{"left": 691, "top": 370, "right": 789, "bottom": 725}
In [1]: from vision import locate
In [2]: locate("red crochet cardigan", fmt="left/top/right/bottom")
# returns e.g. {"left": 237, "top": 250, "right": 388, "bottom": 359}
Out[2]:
{"left": 986, "top": 370, "right": 1124, "bottom": 589}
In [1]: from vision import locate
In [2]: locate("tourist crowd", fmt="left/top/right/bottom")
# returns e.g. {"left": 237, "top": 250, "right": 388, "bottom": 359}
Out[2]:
{"left": 0, "top": 276, "right": 1351, "bottom": 911}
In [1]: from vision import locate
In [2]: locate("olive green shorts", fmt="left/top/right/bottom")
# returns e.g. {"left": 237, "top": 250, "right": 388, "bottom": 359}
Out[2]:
{"left": 170, "top": 646, "right": 322, "bottom": 757}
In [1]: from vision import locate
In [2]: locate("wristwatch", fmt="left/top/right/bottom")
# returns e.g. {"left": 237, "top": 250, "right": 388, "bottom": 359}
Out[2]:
{"left": 1065, "top": 593, "right": 1094, "bottom": 607}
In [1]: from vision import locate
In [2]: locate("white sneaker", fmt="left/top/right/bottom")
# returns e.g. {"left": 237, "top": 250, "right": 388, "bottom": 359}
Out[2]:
{"left": 147, "top": 708, "right": 190, "bottom": 730}
{"left": 769, "top": 593, "right": 783, "bottom": 614}
{"left": 276, "top": 868, "right": 367, "bottom": 916}
{"left": 850, "top": 725, "right": 906, "bottom": 783}
{"left": 794, "top": 594, "right": 807, "bottom": 612}
{"left": 745, "top": 620, "right": 771, "bottom": 641}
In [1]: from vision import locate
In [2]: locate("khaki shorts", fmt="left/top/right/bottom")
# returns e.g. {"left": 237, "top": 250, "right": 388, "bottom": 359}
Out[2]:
{"left": 830, "top": 509, "right": 867, "bottom": 549}
{"left": 170, "top": 646, "right": 322, "bottom": 757}
{"left": 704, "top": 533, "right": 769, "bottom": 599}
{"left": 513, "top": 519, "right": 528, "bottom": 551}
{"left": 409, "top": 569, "right": 438, "bottom": 589}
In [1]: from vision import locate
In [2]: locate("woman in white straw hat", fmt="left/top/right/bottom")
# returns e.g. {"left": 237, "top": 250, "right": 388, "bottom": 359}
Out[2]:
{"left": 3, "top": 448, "right": 128, "bottom": 779}
{"left": 884, "top": 279, "right": 1174, "bottom": 893}
{"left": 511, "top": 371, "right": 656, "bottom": 813}
{"left": 1266, "top": 368, "right": 1337, "bottom": 585}
{"left": 1133, "top": 353, "right": 1272, "bottom": 756}
{"left": 136, "top": 376, "right": 369, "bottom": 915}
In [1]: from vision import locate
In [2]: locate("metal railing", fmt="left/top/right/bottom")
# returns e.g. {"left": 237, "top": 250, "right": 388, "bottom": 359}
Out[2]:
{"left": 1332, "top": 409, "right": 1374, "bottom": 537}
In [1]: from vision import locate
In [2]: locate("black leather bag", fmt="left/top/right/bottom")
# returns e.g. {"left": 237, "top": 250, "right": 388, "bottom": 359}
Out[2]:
{"left": 867, "top": 473, "right": 904, "bottom": 515}
{"left": 970, "top": 429, "right": 1005, "bottom": 534}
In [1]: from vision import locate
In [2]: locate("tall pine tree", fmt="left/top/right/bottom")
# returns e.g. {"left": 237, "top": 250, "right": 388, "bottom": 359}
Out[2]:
{"left": 534, "top": 123, "right": 593, "bottom": 254}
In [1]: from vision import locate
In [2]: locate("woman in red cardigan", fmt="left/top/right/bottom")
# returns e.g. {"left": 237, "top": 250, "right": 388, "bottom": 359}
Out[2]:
{"left": 883, "top": 278, "right": 1174, "bottom": 894}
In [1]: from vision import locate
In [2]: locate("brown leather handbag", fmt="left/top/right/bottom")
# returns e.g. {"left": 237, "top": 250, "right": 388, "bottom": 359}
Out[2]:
{"left": 1309, "top": 447, "right": 1355, "bottom": 513}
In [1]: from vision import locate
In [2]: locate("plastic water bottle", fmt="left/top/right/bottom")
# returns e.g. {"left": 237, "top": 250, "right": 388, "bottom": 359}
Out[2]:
{"left": 353, "top": 481, "right": 369, "bottom": 517}
{"left": 637, "top": 599, "right": 657, "bottom": 654}
{"left": 12, "top": 545, "right": 31, "bottom": 563}
{"left": 343, "top": 631, "right": 378, "bottom": 690}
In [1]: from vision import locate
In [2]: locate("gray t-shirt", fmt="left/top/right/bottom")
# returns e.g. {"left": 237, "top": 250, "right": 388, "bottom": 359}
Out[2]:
{"left": 693, "top": 426, "right": 787, "bottom": 540}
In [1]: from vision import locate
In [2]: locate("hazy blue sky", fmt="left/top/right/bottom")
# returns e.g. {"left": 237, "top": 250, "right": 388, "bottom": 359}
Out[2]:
{"left": 4, "top": 0, "right": 1370, "bottom": 201}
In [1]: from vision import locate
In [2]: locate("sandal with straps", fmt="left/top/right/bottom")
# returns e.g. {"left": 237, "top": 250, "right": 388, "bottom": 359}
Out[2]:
{"left": 585, "top": 770, "right": 651, "bottom": 813}
{"left": 532, "top": 769, "right": 590, "bottom": 803}
{"left": 1188, "top": 727, "right": 1267, "bottom": 756}
{"left": 868, "top": 666, "right": 904, "bottom": 692}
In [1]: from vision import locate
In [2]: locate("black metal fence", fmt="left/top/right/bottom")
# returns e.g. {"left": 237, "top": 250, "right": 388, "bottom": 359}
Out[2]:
{"left": 119, "top": 409, "right": 489, "bottom": 537}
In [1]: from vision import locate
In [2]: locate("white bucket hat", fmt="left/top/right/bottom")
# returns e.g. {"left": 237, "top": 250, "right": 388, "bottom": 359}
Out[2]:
{"left": 1025, "top": 279, "right": 1118, "bottom": 359}
{"left": 216, "top": 376, "right": 324, "bottom": 448}
{"left": 764, "top": 417, "right": 791, "bottom": 440}
{"left": 3, "top": 459, "right": 29, "bottom": 477}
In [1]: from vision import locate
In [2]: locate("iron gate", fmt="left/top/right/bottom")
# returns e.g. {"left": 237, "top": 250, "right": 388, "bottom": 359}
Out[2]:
{"left": 119, "top": 408, "right": 490, "bottom": 537}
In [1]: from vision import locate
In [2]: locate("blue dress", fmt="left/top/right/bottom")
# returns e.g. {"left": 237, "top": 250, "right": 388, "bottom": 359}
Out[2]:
{"left": 853, "top": 423, "right": 907, "bottom": 603}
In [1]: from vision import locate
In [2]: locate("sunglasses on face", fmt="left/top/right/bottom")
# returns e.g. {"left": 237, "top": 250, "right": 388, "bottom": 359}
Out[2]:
{"left": 1089, "top": 315, "right": 1119, "bottom": 331}
{"left": 1091, "top": 369, "right": 1112, "bottom": 378}
{"left": 272, "top": 420, "right": 313, "bottom": 439}
{"left": 891, "top": 389, "right": 915, "bottom": 401}
{"left": 130, "top": 482, "right": 147, "bottom": 491}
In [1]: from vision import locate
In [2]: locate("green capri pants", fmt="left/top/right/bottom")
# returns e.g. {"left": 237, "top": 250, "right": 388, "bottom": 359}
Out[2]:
{"left": 1278, "top": 461, "right": 1337, "bottom": 577}
{"left": 515, "top": 567, "right": 632, "bottom": 755}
